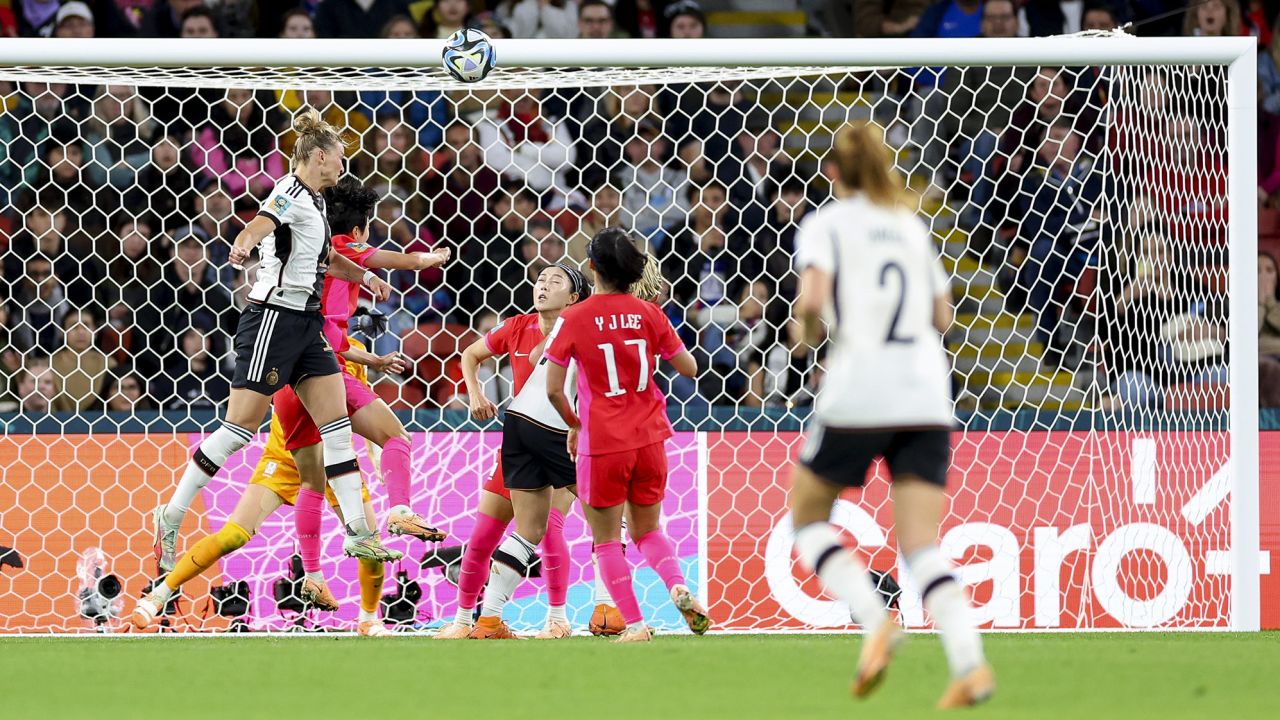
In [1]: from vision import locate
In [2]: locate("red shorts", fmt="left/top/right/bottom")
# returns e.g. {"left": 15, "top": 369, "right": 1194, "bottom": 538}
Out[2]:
{"left": 275, "top": 370, "right": 380, "bottom": 452}
{"left": 577, "top": 441, "right": 667, "bottom": 508}
{"left": 481, "top": 453, "right": 511, "bottom": 501}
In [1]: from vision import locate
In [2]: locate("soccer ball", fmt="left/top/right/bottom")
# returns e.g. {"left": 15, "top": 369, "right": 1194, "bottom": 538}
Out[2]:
{"left": 442, "top": 28, "right": 496, "bottom": 83}
{"left": 589, "top": 603, "right": 626, "bottom": 636}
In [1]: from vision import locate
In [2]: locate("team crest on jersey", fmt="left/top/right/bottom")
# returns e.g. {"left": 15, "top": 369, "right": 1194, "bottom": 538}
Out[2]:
{"left": 347, "top": 242, "right": 370, "bottom": 252}
{"left": 266, "top": 368, "right": 279, "bottom": 386}
{"left": 269, "top": 195, "right": 291, "bottom": 215}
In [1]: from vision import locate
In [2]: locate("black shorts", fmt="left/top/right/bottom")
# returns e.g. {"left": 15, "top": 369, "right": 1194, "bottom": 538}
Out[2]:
{"left": 799, "top": 422, "right": 951, "bottom": 489}
{"left": 230, "top": 304, "right": 340, "bottom": 395}
{"left": 502, "top": 413, "right": 577, "bottom": 491}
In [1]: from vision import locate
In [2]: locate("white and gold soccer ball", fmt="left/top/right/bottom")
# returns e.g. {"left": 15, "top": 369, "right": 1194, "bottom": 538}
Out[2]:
{"left": 442, "top": 28, "right": 496, "bottom": 83}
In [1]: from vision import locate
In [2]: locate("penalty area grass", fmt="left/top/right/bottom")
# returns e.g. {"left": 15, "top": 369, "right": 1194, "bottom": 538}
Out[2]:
{"left": 1, "top": 632, "right": 1277, "bottom": 719}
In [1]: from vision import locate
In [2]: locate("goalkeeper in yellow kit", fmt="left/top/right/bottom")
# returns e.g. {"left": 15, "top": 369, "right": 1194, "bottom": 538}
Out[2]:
{"left": 132, "top": 339, "right": 395, "bottom": 636}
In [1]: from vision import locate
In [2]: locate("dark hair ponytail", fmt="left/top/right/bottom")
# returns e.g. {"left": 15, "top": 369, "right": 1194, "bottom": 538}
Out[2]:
{"left": 325, "top": 177, "right": 379, "bottom": 236}
{"left": 587, "top": 227, "right": 646, "bottom": 291}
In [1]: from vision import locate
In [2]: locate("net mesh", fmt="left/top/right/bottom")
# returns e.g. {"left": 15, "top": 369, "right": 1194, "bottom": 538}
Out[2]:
{"left": 0, "top": 58, "right": 1234, "bottom": 633}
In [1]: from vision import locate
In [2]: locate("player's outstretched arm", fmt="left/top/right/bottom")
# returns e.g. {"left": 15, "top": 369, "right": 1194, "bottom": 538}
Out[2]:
{"left": 327, "top": 249, "right": 392, "bottom": 302}
{"left": 340, "top": 346, "right": 408, "bottom": 374}
{"left": 229, "top": 215, "right": 276, "bottom": 267}
{"left": 365, "top": 247, "right": 452, "bottom": 272}
{"left": 460, "top": 338, "right": 498, "bottom": 421}
{"left": 667, "top": 348, "right": 697, "bottom": 378}
{"left": 795, "top": 266, "right": 833, "bottom": 347}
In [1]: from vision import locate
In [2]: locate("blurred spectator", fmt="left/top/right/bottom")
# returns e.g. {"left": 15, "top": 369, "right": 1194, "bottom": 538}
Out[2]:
{"left": 53, "top": 1, "right": 95, "bottom": 38}
{"left": 825, "top": 0, "right": 926, "bottom": 37}
{"left": 102, "top": 216, "right": 167, "bottom": 372}
{"left": 0, "top": 82, "right": 88, "bottom": 208}
{"left": 0, "top": 2, "right": 17, "bottom": 37}
{"left": 1008, "top": 120, "right": 1103, "bottom": 360}
{"left": 14, "top": 0, "right": 58, "bottom": 35}
{"left": 316, "top": 0, "right": 412, "bottom": 38}
{"left": 8, "top": 256, "right": 69, "bottom": 355}
{"left": 1259, "top": 252, "right": 1280, "bottom": 407}
{"left": 614, "top": 0, "right": 663, "bottom": 38}
{"left": 912, "top": 0, "right": 1022, "bottom": 203}
{"left": 154, "top": 325, "right": 229, "bottom": 412}
{"left": 365, "top": 114, "right": 427, "bottom": 204}
{"left": 34, "top": 131, "right": 114, "bottom": 234}
{"left": 911, "top": 0, "right": 982, "bottom": 38}
{"left": 618, "top": 119, "right": 687, "bottom": 240}
{"left": 475, "top": 87, "right": 576, "bottom": 203}
{"left": 191, "top": 88, "right": 287, "bottom": 201}
{"left": 101, "top": 365, "right": 155, "bottom": 412}
{"left": 278, "top": 6, "right": 315, "bottom": 37}
{"left": 749, "top": 176, "right": 810, "bottom": 296}
{"left": 5, "top": 203, "right": 103, "bottom": 308}
{"left": 577, "top": 0, "right": 614, "bottom": 38}
{"left": 51, "top": 309, "right": 112, "bottom": 412}
{"left": 501, "top": 0, "right": 577, "bottom": 38}
{"left": 575, "top": 84, "right": 659, "bottom": 186}
{"left": 83, "top": 85, "right": 156, "bottom": 198}
{"left": 355, "top": 22, "right": 447, "bottom": 148}
{"left": 128, "top": 133, "right": 197, "bottom": 233}
{"left": 140, "top": 0, "right": 203, "bottom": 37}
{"left": 1183, "top": 0, "right": 1240, "bottom": 36}
{"left": 278, "top": 89, "right": 370, "bottom": 158}
{"left": 178, "top": 5, "right": 218, "bottom": 37}
{"left": 0, "top": 307, "right": 17, "bottom": 413}
{"left": 1260, "top": 19, "right": 1280, "bottom": 116}
{"left": 1080, "top": 2, "right": 1120, "bottom": 31}
{"left": 663, "top": 180, "right": 749, "bottom": 318}
{"left": 725, "top": 115, "right": 794, "bottom": 225}
{"left": 192, "top": 182, "right": 240, "bottom": 271}
{"left": 1141, "top": 114, "right": 1227, "bottom": 246}
{"left": 567, "top": 179, "right": 622, "bottom": 264}
{"left": 664, "top": 0, "right": 705, "bottom": 37}
{"left": 14, "top": 359, "right": 58, "bottom": 414}
{"left": 211, "top": 0, "right": 256, "bottom": 37}
{"left": 154, "top": 229, "right": 237, "bottom": 362}
{"left": 419, "top": 0, "right": 470, "bottom": 38}
{"left": 421, "top": 120, "right": 500, "bottom": 250}
{"left": 469, "top": 9, "right": 513, "bottom": 38}
{"left": 700, "top": 279, "right": 780, "bottom": 406}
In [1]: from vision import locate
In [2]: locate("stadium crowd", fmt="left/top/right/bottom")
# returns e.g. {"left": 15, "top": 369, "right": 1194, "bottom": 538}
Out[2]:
{"left": 0, "top": 0, "right": 1273, "bottom": 416}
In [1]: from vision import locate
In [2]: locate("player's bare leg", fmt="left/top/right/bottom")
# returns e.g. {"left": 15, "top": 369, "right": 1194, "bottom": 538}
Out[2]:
{"left": 352, "top": 400, "right": 446, "bottom": 542}
{"left": 134, "top": 483, "right": 280, "bottom": 629}
{"left": 295, "top": 374, "right": 400, "bottom": 562}
{"left": 437, "top": 490, "right": 514, "bottom": 639}
{"left": 894, "top": 477, "right": 993, "bottom": 708}
{"left": 153, "top": 387, "right": 271, "bottom": 572}
{"left": 790, "top": 466, "right": 900, "bottom": 698}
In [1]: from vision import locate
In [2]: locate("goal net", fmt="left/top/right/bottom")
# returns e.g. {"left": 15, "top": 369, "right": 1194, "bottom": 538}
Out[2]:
{"left": 0, "top": 37, "right": 1262, "bottom": 633}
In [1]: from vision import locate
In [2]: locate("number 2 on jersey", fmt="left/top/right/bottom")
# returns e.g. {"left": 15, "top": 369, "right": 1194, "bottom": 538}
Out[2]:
{"left": 598, "top": 339, "right": 649, "bottom": 397}
{"left": 879, "top": 261, "right": 915, "bottom": 345}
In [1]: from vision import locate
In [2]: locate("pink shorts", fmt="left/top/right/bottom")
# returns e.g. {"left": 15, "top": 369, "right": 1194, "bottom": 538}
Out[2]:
{"left": 275, "top": 370, "right": 379, "bottom": 452}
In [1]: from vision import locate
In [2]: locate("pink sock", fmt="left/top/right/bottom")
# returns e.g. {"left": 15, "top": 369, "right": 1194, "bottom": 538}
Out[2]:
{"left": 295, "top": 488, "right": 325, "bottom": 574}
{"left": 380, "top": 437, "right": 413, "bottom": 509}
{"left": 457, "top": 512, "right": 508, "bottom": 610}
{"left": 542, "top": 508, "right": 569, "bottom": 607}
{"left": 634, "top": 529, "right": 687, "bottom": 591}
{"left": 595, "top": 540, "right": 642, "bottom": 625}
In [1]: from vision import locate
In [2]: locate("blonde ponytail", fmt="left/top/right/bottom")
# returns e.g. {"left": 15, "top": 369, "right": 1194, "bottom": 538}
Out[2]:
{"left": 830, "top": 121, "right": 912, "bottom": 208}
{"left": 291, "top": 107, "right": 346, "bottom": 166}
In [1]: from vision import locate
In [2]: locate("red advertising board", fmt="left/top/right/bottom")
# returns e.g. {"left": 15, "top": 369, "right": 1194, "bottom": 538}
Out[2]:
{"left": 707, "top": 431, "right": 1280, "bottom": 630}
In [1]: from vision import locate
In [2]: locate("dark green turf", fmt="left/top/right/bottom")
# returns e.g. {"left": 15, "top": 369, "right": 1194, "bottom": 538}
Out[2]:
{"left": 2, "top": 633, "right": 1277, "bottom": 719}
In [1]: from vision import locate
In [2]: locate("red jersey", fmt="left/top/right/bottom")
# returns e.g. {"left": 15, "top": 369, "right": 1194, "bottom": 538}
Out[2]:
{"left": 483, "top": 313, "right": 545, "bottom": 393}
{"left": 321, "top": 233, "right": 378, "bottom": 355}
{"left": 543, "top": 293, "right": 685, "bottom": 456}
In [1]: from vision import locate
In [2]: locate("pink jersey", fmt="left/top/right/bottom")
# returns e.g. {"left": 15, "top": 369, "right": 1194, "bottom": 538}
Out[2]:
{"left": 543, "top": 293, "right": 685, "bottom": 456}
{"left": 321, "top": 233, "right": 378, "bottom": 355}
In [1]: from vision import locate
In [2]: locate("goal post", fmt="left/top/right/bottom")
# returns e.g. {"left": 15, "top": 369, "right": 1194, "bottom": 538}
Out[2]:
{"left": 0, "top": 36, "right": 1263, "bottom": 633}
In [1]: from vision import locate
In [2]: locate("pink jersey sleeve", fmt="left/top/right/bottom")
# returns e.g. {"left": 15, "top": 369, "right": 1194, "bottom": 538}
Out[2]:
{"left": 542, "top": 314, "right": 575, "bottom": 367}
{"left": 334, "top": 235, "right": 378, "bottom": 267}
{"left": 484, "top": 316, "right": 518, "bottom": 355}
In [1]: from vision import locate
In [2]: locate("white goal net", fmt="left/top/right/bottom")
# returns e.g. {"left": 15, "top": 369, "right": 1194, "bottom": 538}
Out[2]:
{"left": 0, "top": 37, "right": 1261, "bottom": 633}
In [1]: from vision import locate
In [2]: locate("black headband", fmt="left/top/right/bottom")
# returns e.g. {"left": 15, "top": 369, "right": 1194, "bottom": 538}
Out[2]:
{"left": 552, "top": 262, "right": 589, "bottom": 298}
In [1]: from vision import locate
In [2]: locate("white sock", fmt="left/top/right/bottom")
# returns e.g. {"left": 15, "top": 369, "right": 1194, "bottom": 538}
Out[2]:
{"left": 454, "top": 607, "right": 475, "bottom": 626}
{"left": 483, "top": 534, "right": 537, "bottom": 618}
{"left": 625, "top": 621, "right": 646, "bottom": 634}
{"left": 152, "top": 581, "right": 174, "bottom": 603}
{"left": 358, "top": 609, "right": 378, "bottom": 623}
{"left": 547, "top": 604, "right": 567, "bottom": 624}
{"left": 794, "top": 521, "right": 887, "bottom": 634}
{"left": 319, "top": 418, "right": 371, "bottom": 536}
{"left": 905, "top": 545, "right": 985, "bottom": 678}
{"left": 592, "top": 554, "right": 612, "bottom": 605}
{"left": 163, "top": 423, "right": 251, "bottom": 526}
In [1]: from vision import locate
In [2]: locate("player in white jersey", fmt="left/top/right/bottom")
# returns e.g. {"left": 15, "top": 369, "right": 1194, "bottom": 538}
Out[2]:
{"left": 789, "top": 122, "right": 994, "bottom": 708}
{"left": 149, "top": 109, "right": 401, "bottom": 596}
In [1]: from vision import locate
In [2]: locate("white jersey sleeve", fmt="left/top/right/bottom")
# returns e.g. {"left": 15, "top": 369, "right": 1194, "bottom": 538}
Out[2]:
{"left": 793, "top": 212, "right": 836, "bottom": 274}
{"left": 257, "top": 187, "right": 303, "bottom": 228}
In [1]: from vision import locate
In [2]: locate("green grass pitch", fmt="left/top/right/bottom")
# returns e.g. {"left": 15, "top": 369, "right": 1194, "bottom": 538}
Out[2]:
{"left": 2, "top": 632, "right": 1277, "bottom": 719}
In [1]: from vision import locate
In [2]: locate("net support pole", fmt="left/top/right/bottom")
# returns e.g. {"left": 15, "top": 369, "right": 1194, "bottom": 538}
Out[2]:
{"left": 1227, "top": 48, "right": 1261, "bottom": 632}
